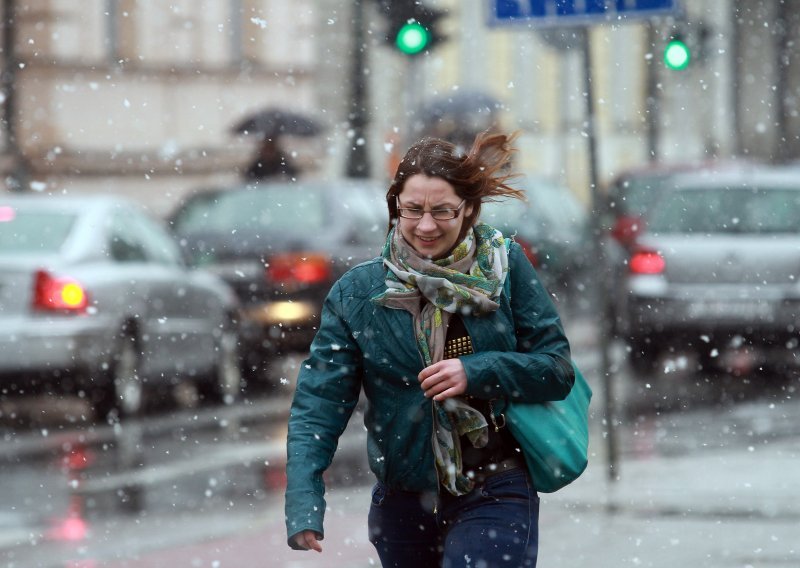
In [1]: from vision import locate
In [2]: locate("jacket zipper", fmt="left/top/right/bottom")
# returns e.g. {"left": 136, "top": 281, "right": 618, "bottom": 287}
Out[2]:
{"left": 431, "top": 401, "right": 439, "bottom": 515}
{"left": 410, "top": 315, "right": 441, "bottom": 514}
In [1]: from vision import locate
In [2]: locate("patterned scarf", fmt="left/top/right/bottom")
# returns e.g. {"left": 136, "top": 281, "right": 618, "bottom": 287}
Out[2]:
{"left": 372, "top": 222, "right": 509, "bottom": 495}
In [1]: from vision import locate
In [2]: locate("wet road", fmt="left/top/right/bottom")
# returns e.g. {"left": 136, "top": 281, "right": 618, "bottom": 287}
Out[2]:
{"left": 1, "top": 317, "right": 799, "bottom": 567}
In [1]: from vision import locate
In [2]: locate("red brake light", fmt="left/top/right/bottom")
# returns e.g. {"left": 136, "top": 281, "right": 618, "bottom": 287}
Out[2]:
{"left": 512, "top": 236, "right": 540, "bottom": 267}
{"left": 611, "top": 215, "right": 644, "bottom": 249}
{"left": 33, "top": 270, "right": 89, "bottom": 312}
{"left": 629, "top": 249, "right": 665, "bottom": 275}
{"left": 267, "top": 253, "right": 332, "bottom": 285}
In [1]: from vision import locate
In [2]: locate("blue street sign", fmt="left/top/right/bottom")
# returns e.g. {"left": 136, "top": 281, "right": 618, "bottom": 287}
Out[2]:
{"left": 489, "top": 0, "right": 679, "bottom": 27}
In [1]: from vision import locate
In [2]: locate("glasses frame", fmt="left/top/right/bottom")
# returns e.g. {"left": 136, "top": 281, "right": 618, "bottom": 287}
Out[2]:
{"left": 395, "top": 197, "right": 467, "bottom": 221}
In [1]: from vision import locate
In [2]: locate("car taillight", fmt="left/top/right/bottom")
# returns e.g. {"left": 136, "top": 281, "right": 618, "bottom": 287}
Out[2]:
{"left": 32, "top": 270, "right": 89, "bottom": 312}
{"left": 266, "top": 253, "right": 332, "bottom": 285}
{"left": 611, "top": 215, "right": 644, "bottom": 249}
{"left": 629, "top": 248, "right": 665, "bottom": 275}
{"left": 513, "top": 236, "right": 540, "bottom": 267}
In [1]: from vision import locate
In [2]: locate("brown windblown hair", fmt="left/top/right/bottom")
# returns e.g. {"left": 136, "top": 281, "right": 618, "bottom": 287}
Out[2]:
{"left": 386, "top": 131, "right": 525, "bottom": 237}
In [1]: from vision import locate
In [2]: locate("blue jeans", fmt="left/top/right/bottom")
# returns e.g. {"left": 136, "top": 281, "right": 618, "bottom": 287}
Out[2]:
{"left": 368, "top": 468, "right": 539, "bottom": 567}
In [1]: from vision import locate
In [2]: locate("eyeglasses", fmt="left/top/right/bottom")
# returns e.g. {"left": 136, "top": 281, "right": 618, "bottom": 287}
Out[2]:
{"left": 396, "top": 197, "right": 466, "bottom": 220}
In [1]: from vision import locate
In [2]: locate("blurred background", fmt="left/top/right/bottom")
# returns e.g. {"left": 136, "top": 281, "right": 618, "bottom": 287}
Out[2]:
{"left": 3, "top": 0, "right": 797, "bottom": 208}
{"left": 1, "top": 1, "right": 799, "bottom": 567}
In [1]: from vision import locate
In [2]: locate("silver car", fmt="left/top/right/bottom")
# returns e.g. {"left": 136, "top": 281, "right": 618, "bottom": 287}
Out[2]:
{"left": 0, "top": 194, "right": 242, "bottom": 418}
{"left": 616, "top": 169, "right": 800, "bottom": 374}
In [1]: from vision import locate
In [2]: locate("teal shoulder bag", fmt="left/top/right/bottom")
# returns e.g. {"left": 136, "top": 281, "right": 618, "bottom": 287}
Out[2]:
{"left": 499, "top": 240, "right": 592, "bottom": 492}
{"left": 501, "top": 363, "right": 592, "bottom": 492}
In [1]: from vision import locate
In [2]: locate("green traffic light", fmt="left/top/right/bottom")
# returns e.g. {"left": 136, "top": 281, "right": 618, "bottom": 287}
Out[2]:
{"left": 395, "top": 21, "right": 430, "bottom": 55}
{"left": 664, "top": 39, "right": 691, "bottom": 70}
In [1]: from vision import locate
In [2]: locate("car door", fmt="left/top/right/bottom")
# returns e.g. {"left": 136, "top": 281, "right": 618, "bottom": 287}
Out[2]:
{"left": 127, "top": 210, "right": 221, "bottom": 378}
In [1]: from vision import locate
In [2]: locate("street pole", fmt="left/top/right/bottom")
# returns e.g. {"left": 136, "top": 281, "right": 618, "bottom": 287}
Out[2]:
{"left": 1, "top": 0, "right": 28, "bottom": 191}
{"left": 645, "top": 21, "right": 660, "bottom": 162}
{"left": 345, "top": 0, "right": 371, "bottom": 178}
{"left": 729, "top": 0, "right": 742, "bottom": 157}
{"left": 580, "top": 28, "right": 619, "bottom": 487}
{"left": 774, "top": 0, "right": 791, "bottom": 163}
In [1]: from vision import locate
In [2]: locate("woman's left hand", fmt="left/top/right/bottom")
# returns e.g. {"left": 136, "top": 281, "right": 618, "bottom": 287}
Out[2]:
{"left": 418, "top": 359, "right": 468, "bottom": 401}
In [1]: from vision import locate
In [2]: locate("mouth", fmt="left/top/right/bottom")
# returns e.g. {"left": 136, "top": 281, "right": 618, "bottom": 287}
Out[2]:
{"left": 415, "top": 235, "right": 440, "bottom": 244}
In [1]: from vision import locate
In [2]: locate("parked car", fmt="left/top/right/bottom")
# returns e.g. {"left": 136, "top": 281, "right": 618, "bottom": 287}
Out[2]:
{"left": 167, "top": 179, "right": 387, "bottom": 380}
{"left": 0, "top": 194, "right": 242, "bottom": 419}
{"left": 479, "top": 176, "right": 590, "bottom": 306}
{"left": 614, "top": 168, "right": 800, "bottom": 375}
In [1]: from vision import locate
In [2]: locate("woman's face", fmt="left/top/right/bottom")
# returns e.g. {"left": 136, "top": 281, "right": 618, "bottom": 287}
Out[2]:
{"left": 396, "top": 174, "right": 473, "bottom": 261}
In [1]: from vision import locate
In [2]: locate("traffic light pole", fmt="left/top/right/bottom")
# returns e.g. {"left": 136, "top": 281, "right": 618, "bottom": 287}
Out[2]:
{"left": 1, "top": 0, "right": 29, "bottom": 192}
{"left": 580, "top": 28, "right": 619, "bottom": 490}
{"left": 346, "top": 0, "right": 371, "bottom": 178}
{"left": 645, "top": 22, "right": 661, "bottom": 161}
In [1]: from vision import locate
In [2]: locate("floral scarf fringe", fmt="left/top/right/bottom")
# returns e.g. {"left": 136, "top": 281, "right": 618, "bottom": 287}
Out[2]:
{"left": 372, "top": 223, "right": 509, "bottom": 495}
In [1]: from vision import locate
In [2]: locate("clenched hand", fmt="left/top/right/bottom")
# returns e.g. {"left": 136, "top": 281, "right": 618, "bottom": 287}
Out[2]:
{"left": 418, "top": 358, "right": 468, "bottom": 401}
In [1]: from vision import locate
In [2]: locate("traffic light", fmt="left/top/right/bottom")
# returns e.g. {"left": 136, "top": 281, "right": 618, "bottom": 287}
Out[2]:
{"left": 376, "top": 0, "right": 447, "bottom": 57}
{"left": 664, "top": 35, "right": 691, "bottom": 71}
{"left": 662, "top": 22, "right": 711, "bottom": 71}
{"left": 395, "top": 20, "right": 430, "bottom": 55}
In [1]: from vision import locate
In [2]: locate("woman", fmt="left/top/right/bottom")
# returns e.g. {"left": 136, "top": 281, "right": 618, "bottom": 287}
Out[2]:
{"left": 285, "top": 131, "right": 575, "bottom": 567}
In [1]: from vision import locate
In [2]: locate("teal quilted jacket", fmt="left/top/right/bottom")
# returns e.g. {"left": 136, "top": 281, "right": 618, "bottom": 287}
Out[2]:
{"left": 284, "top": 241, "right": 574, "bottom": 544}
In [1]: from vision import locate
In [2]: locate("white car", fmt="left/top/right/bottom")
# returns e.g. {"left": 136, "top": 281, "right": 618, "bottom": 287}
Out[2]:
{"left": 0, "top": 194, "right": 242, "bottom": 418}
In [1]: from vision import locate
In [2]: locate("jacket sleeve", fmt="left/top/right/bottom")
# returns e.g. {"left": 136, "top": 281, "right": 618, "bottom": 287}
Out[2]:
{"left": 284, "top": 279, "right": 362, "bottom": 548}
{"left": 460, "top": 241, "right": 574, "bottom": 403}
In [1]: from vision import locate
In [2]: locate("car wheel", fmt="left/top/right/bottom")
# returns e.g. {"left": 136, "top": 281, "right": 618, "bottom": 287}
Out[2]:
{"left": 200, "top": 323, "right": 242, "bottom": 405}
{"left": 114, "top": 336, "right": 144, "bottom": 415}
{"left": 629, "top": 338, "right": 659, "bottom": 375}
{"left": 95, "top": 333, "right": 144, "bottom": 420}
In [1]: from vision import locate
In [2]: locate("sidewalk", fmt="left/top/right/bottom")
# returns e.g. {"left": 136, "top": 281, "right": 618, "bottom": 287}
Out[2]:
{"left": 559, "top": 315, "right": 800, "bottom": 521}
{"left": 546, "top": 435, "right": 800, "bottom": 521}
{"left": 89, "top": 437, "right": 799, "bottom": 568}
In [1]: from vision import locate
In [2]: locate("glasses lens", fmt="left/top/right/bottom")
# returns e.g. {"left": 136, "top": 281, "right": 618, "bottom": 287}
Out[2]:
{"left": 396, "top": 201, "right": 462, "bottom": 220}
{"left": 399, "top": 209, "right": 423, "bottom": 219}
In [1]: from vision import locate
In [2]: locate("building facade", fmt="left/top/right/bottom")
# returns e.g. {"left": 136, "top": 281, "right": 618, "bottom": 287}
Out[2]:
{"left": 0, "top": 1, "right": 796, "bottom": 212}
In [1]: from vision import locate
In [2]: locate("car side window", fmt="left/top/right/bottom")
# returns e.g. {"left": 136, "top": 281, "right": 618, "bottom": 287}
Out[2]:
{"left": 108, "top": 209, "right": 182, "bottom": 266}
{"left": 109, "top": 214, "right": 148, "bottom": 262}
{"left": 132, "top": 213, "right": 184, "bottom": 266}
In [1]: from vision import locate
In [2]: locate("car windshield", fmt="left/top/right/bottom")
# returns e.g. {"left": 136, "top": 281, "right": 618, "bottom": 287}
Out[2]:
{"left": 481, "top": 181, "right": 585, "bottom": 235}
{"left": 0, "top": 207, "right": 76, "bottom": 253}
{"left": 610, "top": 174, "right": 676, "bottom": 217}
{"left": 173, "top": 184, "right": 380, "bottom": 236}
{"left": 648, "top": 187, "right": 800, "bottom": 234}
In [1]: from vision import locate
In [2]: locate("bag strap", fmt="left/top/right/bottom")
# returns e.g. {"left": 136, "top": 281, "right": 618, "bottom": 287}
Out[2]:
{"left": 490, "top": 237, "right": 515, "bottom": 426}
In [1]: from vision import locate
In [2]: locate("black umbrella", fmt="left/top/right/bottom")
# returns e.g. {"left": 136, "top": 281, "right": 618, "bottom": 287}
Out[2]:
{"left": 230, "top": 108, "right": 323, "bottom": 138}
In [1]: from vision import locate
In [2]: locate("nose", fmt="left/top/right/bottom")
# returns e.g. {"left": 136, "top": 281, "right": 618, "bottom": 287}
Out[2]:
{"left": 416, "top": 211, "right": 438, "bottom": 232}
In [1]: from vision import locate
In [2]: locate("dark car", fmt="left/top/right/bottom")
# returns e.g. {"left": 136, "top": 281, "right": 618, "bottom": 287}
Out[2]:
{"left": 168, "top": 179, "right": 387, "bottom": 380}
{"left": 614, "top": 168, "right": 800, "bottom": 375}
{"left": 0, "top": 195, "right": 242, "bottom": 419}
{"left": 479, "top": 176, "right": 590, "bottom": 307}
